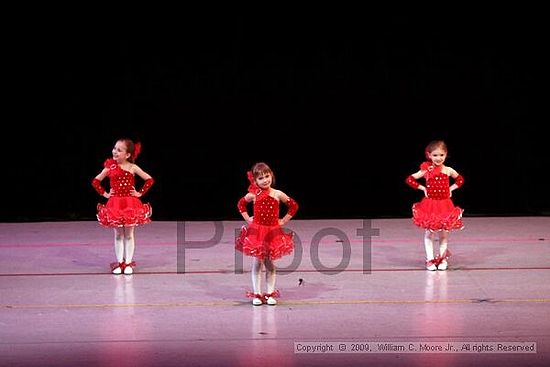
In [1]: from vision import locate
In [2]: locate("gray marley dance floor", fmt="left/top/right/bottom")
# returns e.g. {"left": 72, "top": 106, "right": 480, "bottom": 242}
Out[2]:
{"left": 1, "top": 217, "right": 549, "bottom": 366}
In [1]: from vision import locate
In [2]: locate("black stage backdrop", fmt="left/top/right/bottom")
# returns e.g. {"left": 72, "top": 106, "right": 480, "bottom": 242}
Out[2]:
{"left": 4, "top": 13, "right": 546, "bottom": 221}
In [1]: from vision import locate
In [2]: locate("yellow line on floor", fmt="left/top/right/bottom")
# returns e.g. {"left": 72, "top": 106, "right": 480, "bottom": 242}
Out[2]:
{"left": 2, "top": 298, "right": 550, "bottom": 309}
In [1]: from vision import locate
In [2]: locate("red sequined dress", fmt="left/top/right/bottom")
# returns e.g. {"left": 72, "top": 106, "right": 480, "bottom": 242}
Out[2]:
{"left": 407, "top": 163, "right": 464, "bottom": 232}
{"left": 235, "top": 189, "right": 297, "bottom": 260}
{"left": 96, "top": 159, "right": 153, "bottom": 227}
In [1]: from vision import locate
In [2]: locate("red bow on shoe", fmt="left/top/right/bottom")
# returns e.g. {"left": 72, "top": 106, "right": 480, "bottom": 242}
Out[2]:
{"left": 110, "top": 261, "right": 126, "bottom": 271}
{"left": 432, "top": 250, "right": 451, "bottom": 266}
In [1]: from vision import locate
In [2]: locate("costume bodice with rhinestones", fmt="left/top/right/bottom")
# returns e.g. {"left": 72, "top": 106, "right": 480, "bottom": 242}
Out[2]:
{"left": 108, "top": 166, "right": 135, "bottom": 197}
{"left": 253, "top": 195, "right": 280, "bottom": 226}
{"left": 425, "top": 173, "right": 450, "bottom": 200}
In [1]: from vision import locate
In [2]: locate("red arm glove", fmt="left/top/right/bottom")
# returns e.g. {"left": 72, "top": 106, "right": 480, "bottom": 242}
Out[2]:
{"left": 405, "top": 175, "right": 420, "bottom": 189}
{"left": 138, "top": 178, "right": 154, "bottom": 195}
{"left": 286, "top": 197, "right": 299, "bottom": 217}
{"left": 237, "top": 197, "right": 248, "bottom": 213}
{"left": 454, "top": 175, "right": 464, "bottom": 188}
{"left": 92, "top": 179, "right": 106, "bottom": 196}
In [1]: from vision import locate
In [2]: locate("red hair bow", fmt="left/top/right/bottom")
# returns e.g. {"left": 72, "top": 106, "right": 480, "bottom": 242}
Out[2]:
{"left": 247, "top": 171, "right": 258, "bottom": 194}
{"left": 133, "top": 142, "right": 142, "bottom": 161}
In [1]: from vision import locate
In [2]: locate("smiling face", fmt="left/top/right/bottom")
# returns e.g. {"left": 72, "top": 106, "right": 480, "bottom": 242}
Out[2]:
{"left": 112, "top": 140, "right": 131, "bottom": 163}
{"left": 427, "top": 147, "right": 447, "bottom": 166}
{"left": 255, "top": 172, "right": 273, "bottom": 190}
{"left": 251, "top": 162, "right": 275, "bottom": 189}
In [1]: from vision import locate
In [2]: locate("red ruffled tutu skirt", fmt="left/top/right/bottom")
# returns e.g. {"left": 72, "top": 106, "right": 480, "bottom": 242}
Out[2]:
{"left": 97, "top": 197, "right": 152, "bottom": 227}
{"left": 412, "top": 198, "right": 463, "bottom": 231}
{"left": 235, "top": 223, "right": 294, "bottom": 260}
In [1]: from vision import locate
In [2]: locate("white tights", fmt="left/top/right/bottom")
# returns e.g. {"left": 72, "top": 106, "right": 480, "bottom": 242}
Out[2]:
{"left": 114, "top": 226, "right": 135, "bottom": 264}
{"left": 424, "top": 230, "right": 449, "bottom": 260}
{"left": 251, "top": 258, "right": 276, "bottom": 294}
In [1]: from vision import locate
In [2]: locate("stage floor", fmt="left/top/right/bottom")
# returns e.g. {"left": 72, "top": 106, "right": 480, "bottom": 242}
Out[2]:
{"left": 1, "top": 217, "right": 549, "bottom": 366}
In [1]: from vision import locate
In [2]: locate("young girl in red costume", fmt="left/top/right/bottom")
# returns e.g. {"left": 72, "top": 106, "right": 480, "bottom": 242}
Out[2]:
{"left": 236, "top": 162, "right": 299, "bottom": 305}
{"left": 92, "top": 138, "right": 154, "bottom": 275}
{"left": 405, "top": 140, "right": 464, "bottom": 271}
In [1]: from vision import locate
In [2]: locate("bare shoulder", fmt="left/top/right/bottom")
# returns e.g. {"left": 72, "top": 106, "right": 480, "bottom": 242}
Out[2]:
{"left": 411, "top": 169, "right": 425, "bottom": 179}
{"left": 131, "top": 163, "right": 148, "bottom": 174}
{"left": 95, "top": 167, "right": 110, "bottom": 180}
{"left": 128, "top": 163, "right": 139, "bottom": 173}
{"left": 444, "top": 166, "right": 459, "bottom": 177}
{"left": 131, "top": 163, "right": 153, "bottom": 180}
{"left": 272, "top": 189, "right": 289, "bottom": 201}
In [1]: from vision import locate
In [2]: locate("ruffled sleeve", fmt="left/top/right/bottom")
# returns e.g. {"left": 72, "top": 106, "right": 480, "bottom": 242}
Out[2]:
{"left": 103, "top": 159, "right": 118, "bottom": 177}
{"left": 103, "top": 158, "right": 117, "bottom": 169}
{"left": 421, "top": 161, "right": 442, "bottom": 179}
{"left": 420, "top": 161, "right": 433, "bottom": 171}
